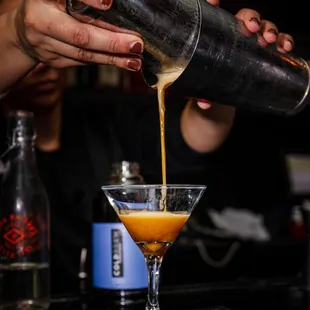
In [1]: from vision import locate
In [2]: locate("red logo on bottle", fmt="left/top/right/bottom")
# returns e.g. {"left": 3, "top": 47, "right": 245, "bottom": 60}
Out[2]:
{"left": 4, "top": 228, "right": 27, "bottom": 244}
{"left": 0, "top": 213, "right": 42, "bottom": 259}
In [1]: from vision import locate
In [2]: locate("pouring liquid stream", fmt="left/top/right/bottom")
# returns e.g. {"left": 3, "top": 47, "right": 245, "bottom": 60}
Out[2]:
{"left": 155, "top": 68, "right": 185, "bottom": 211}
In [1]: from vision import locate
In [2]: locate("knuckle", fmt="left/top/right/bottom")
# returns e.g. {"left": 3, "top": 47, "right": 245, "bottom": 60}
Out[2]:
{"left": 241, "top": 8, "right": 253, "bottom": 14}
{"left": 245, "top": 9, "right": 260, "bottom": 20}
{"left": 286, "top": 34, "right": 294, "bottom": 41}
{"left": 108, "top": 39, "right": 120, "bottom": 53}
{"left": 268, "top": 22, "right": 277, "bottom": 29}
{"left": 264, "top": 21, "right": 278, "bottom": 32}
{"left": 47, "top": 52, "right": 59, "bottom": 61}
{"left": 77, "top": 48, "right": 93, "bottom": 62}
{"left": 249, "top": 9, "right": 260, "bottom": 17}
{"left": 107, "top": 55, "right": 117, "bottom": 65}
{"left": 45, "top": 54, "right": 61, "bottom": 63}
{"left": 23, "top": 11, "right": 35, "bottom": 30}
{"left": 50, "top": 57, "right": 68, "bottom": 68}
{"left": 71, "top": 27, "right": 90, "bottom": 48}
{"left": 278, "top": 33, "right": 286, "bottom": 41}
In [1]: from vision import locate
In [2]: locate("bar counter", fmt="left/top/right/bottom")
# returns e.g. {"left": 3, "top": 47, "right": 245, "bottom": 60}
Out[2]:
{"left": 50, "top": 278, "right": 308, "bottom": 310}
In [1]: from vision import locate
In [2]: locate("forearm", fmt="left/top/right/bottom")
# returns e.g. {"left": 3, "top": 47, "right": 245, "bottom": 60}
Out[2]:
{"left": 181, "top": 99, "right": 235, "bottom": 153}
{"left": 0, "top": 8, "right": 37, "bottom": 93}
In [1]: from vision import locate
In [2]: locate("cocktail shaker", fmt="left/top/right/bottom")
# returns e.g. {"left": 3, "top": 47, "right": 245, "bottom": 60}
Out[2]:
{"left": 66, "top": 0, "right": 310, "bottom": 115}
{"left": 166, "top": 0, "right": 310, "bottom": 115}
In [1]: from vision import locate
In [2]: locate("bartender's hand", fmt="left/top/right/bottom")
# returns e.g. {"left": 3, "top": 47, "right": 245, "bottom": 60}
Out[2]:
{"left": 234, "top": 8, "right": 294, "bottom": 53}
{"left": 197, "top": 2, "right": 295, "bottom": 110}
{"left": 12, "top": 0, "right": 143, "bottom": 70}
{"left": 181, "top": 3, "right": 296, "bottom": 152}
{"left": 207, "top": 0, "right": 294, "bottom": 53}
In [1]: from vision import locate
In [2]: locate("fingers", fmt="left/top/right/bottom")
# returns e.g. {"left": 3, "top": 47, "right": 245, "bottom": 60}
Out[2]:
{"left": 277, "top": 33, "right": 294, "bottom": 53}
{"left": 235, "top": 8, "right": 294, "bottom": 53}
{"left": 18, "top": 0, "right": 144, "bottom": 70}
{"left": 235, "top": 8, "right": 261, "bottom": 33}
{"left": 260, "top": 20, "right": 278, "bottom": 44}
{"left": 40, "top": 9, "right": 144, "bottom": 56}
{"left": 39, "top": 37, "right": 142, "bottom": 70}
{"left": 260, "top": 21, "right": 294, "bottom": 52}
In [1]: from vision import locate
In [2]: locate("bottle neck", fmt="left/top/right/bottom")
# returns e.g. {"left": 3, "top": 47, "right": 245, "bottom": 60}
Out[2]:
{"left": 8, "top": 137, "right": 38, "bottom": 170}
{"left": 1, "top": 137, "right": 40, "bottom": 193}
{"left": 109, "top": 161, "right": 144, "bottom": 185}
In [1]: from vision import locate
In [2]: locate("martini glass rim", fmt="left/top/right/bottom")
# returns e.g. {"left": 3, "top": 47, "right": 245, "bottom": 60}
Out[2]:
{"left": 101, "top": 184, "right": 207, "bottom": 191}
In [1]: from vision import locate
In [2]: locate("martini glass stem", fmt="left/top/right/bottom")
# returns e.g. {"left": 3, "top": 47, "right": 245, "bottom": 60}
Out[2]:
{"left": 145, "top": 255, "right": 163, "bottom": 310}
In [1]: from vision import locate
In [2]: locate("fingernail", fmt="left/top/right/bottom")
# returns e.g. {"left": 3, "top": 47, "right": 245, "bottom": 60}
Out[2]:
{"left": 100, "top": 0, "right": 112, "bottom": 9}
{"left": 127, "top": 59, "right": 141, "bottom": 71}
{"left": 267, "top": 28, "right": 278, "bottom": 36}
{"left": 129, "top": 42, "right": 143, "bottom": 54}
{"left": 249, "top": 17, "right": 260, "bottom": 26}
{"left": 284, "top": 39, "right": 293, "bottom": 50}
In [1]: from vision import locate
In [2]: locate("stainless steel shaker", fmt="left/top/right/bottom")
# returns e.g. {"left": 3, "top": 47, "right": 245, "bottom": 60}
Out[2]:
{"left": 165, "top": 0, "right": 310, "bottom": 116}
{"left": 66, "top": 0, "right": 310, "bottom": 116}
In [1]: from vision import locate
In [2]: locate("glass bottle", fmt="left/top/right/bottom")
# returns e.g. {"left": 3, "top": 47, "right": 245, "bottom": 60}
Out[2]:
{"left": 0, "top": 111, "right": 50, "bottom": 310}
{"left": 92, "top": 161, "right": 147, "bottom": 306}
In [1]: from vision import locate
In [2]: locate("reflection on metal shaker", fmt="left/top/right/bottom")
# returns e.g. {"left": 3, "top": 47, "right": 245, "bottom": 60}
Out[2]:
{"left": 168, "top": 0, "right": 310, "bottom": 115}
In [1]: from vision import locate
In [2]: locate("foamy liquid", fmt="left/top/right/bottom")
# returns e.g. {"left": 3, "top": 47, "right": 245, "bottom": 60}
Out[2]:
{"left": 119, "top": 211, "right": 189, "bottom": 244}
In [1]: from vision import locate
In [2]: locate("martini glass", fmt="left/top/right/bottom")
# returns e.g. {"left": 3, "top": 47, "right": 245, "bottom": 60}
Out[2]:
{"left": 101, "top": 184, "right": 206, "bottom": 310}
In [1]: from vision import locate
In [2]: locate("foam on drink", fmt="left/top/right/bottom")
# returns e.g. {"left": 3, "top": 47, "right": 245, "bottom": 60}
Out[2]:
{"left": 119, "top": 211, "right": 189, "bottom": 256}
